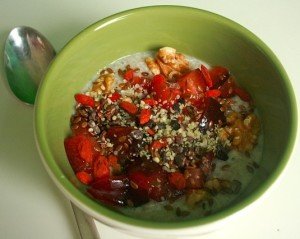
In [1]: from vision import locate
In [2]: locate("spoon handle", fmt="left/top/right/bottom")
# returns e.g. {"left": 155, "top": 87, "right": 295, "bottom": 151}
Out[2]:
{"left": 71, "top": 202, "right": 101, "bottom": 239}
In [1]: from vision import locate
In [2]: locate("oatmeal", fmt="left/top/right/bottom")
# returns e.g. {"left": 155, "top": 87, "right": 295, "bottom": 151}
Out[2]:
{"left": 64, "top": 47, "right": 262, "bottom": 220}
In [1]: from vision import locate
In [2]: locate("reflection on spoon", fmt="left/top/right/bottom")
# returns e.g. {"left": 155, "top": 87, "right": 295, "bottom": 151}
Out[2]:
{"left": 4, "top": 26, "right": 55, "bottom": 104}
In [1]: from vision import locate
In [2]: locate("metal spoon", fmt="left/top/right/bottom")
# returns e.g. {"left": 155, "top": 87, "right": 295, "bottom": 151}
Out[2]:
{"left": 4, "top": 26, "right": 55, "bottom": 104}
{"left": 4, "top": 26, "right": 100, "bottom": 239}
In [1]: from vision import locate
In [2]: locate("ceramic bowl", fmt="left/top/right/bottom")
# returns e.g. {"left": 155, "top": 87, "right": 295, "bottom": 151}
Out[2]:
{"left": 34, "top": 6, "right": 297, "bottom": 237}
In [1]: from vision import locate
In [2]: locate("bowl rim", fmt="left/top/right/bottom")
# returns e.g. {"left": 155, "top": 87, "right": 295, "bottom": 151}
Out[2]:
{"left": 34, "top": 5, "right": 298, "bottom": 230}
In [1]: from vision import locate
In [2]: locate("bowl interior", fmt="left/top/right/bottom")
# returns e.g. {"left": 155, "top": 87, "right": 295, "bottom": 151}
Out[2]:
{"left": 35, "top": 6, "right": 297, "bottom": 229}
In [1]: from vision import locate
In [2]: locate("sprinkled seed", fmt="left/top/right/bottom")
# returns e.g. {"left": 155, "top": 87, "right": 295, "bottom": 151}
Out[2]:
{"left": 79, "top": 110, "right": 88, "bottom": 117}
{"left": 97, "top": 111, "right": 103, "bottom": 118}
{"left": 99, "top": 131, "right": 107, "bottom": 140}
{"left": 94, "top": 145, "right": 102, "bottom": 152}
{"left": 72, "top": 125, "right": 79, "bottom": 130}
{"left": 119, "top": 83, "right": 128, "bottom": 90}
{"left": 174, "top": 154, "right": 185, "bottom": 168}
{"left": 100, "top": 69, "right": 106, "bottom": 75}
{"left": 93, "top": 126, "right": 101, "bottom": 134}
{"left": 157, "top": 123, "right": 166, "bottom": 130}
{"left": 175, "top": 135, "right": 183, "bottom": 144}
{"left": 118, "top": 69, "right": 124, "bottom": 77}
{"left": 119, "top": 136, "right": 127, "bottom": 142}
{"left": 130, "top": 181, "right": 139, "bottom": 189}
{"left": 178, "top": 98, "right": 185, "bottom": 105}
{"left": 73, "top": 116, "right": 82, "bottom": 123}
{"left": 246, "top": 165, "right": 254, "bottom": 174}
{"left": 170, "top": 120, "right": 180, "bottom": 130}
{"left": 221, "top": 164, "right": 230, "bottom": 171}
{"left": 153, "top": 157, "right": 160, "bottom": 163}
{"left": 81, "top": 122, "right": 88, "bottom": 128}
{"left": 131, "top": 130, "right": 143, "bottom": 140}
{"left": 173, "top": 103, "right": 180, "bottom": 112}
{"left": 220, "top": 184, "right": 233, "bottom": 194}
{"left": 231, "top": 180, "right": 242, "bottom": 194}
{"left": 252, "top": 161, "right": 260, "bottom": 169}
{"left": 115, "top": 145, "right": 123, "bottom": 152}
{"left": 90, "top": 111, "right": 97, "bottom": 121}
{"left": 105, "top": 106, "right": 117, "bottom": 120}
{"left": 106, "top": 68, "right": 113, "bottom": 73}
{"left": 88, "top": 120, "right": 96, "bottom": 127}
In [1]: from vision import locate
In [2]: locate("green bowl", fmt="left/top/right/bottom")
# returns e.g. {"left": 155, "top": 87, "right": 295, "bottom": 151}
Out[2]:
{"left": 34, "top": 6, "right": 297, "bottom": 237}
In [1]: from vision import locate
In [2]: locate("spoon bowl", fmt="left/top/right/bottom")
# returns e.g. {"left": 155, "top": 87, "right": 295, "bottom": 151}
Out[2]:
{"left": 4, "top": 26, "right": 55, "bottom": 104}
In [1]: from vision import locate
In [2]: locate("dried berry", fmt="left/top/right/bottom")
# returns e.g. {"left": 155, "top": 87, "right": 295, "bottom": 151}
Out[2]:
{"left": 170, "top": 120, "right": 180, "bottom": 130}
{"left": 215, "top": 144, "right": 229, "bottom": 161}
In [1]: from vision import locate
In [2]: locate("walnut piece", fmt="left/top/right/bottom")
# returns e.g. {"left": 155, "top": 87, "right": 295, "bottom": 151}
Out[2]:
{"left": 219, "top": 112, "right": 260, "bottom": 152}
{"left": 145, "top": 57, "right": 160, "bottom": 75}
{"left": 145, "top": 47, "right": 190, "bottom": 80}
{"left": 185, "top": 189, "right": 211, "bottom": 207}
{"left": 92, "top": 69, "right": 115, "bottom": 93}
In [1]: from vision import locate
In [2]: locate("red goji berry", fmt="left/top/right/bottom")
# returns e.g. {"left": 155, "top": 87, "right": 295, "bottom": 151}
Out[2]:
{"left": 205, "top": 89, "right": 221, "bottom": 98}
{"left": 151, "top": 74, "right": 171, "bottom": 102}
{"left": 109, "top": 92, "right": 121, "bottom": 102}
{"left": 93, "top": 155, "right": 110, "bottom": 179}
{"left": 168, "top": 172, "right": 186, "bottom": 190}
{"left": 107, "top": 155, "right": 121, "bottom": 173}
{"left": 178, "top": 115, "right": 184, "bottom": 123}
{"left": 74, "top": 93, "right": 95, "bottom": 107}
{"left": 131, "top": 76, "right": 142, "bottom": 85}
{"left": 77, "top": 137, "right": 94, "bottom": 163}
{"left": 142, "top": 98, "right": 156, "bottom": 106}
{"left": 123, "top": 69, "right": 134, "bottom": 81}
{"left": 139, "top": 109, "right": 151, "bottom": 125}
{"left": 146, "top": 128, "right": 155, "bottom": 136}
{"left": 64, "top": 134, "right": 95, "bottom": 172}
{"left": 76, "top": 171, "right": 93, "bottom": 185}
{"left": 119, "top": 101, "right": 138, "bottom": 115}
{"left": 150, "top": 139, "right": 168, "bottom": 150}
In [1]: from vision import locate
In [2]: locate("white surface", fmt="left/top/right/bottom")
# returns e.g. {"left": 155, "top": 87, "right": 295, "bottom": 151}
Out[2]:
{"left": 0, "top": 0, "right": 300, "bottom": 238}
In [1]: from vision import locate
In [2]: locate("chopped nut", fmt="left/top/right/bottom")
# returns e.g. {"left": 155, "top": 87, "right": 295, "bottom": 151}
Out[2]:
{"left": 219, "top": 112, "right": 260, "bottom": 152}
{"left": 186, "top": 189, "right": 211, "bottom": 207}
{"left": 156, "top": 47, "right": 190, "bottom": 79}
{"left": 145, "top": 57, "right": 160, "bottom": 75}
